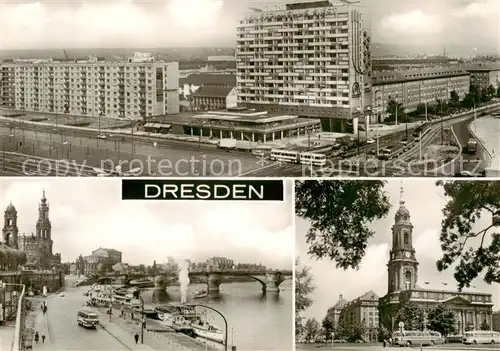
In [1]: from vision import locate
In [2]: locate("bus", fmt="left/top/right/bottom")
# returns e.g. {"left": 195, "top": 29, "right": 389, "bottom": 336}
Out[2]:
{"left": 77, "top": 307, "right": 100, "bottom": 328}
{"left": 299, "top": 152, "right": 327, "bottom": 167}
{"left": 392, "top": 330, "right": 444, "bottom": 347}
{"left": 414, "top": 124, "right": 431, "bottom": 141}
{"left": 466, "top": 139, "right": 478, "bottom": 155}
{"left": 463, "top": 330, "right": 500, "bottom": 344}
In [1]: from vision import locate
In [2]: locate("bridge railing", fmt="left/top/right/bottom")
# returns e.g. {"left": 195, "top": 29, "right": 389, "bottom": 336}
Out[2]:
{"left": 12, "top": 283, "right": 26, "bottom": 351}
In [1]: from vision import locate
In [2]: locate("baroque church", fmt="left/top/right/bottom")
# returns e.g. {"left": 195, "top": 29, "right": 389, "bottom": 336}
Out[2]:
{"left": 2, "top": 191, "right": 61, "bottom": 269}
{"left": 378, "top": 187, "right": 494, "bottom": 334}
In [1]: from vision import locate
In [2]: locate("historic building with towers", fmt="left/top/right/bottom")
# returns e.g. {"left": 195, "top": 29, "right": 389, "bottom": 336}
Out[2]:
{"left": 2, "top": 191, "right": 61, "bottom": 269}
{"left": 378, "top": 186, "right": 494, "bottom": 334}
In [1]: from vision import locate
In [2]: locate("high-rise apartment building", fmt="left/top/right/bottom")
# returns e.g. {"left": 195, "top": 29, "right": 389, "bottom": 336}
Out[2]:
{"left": 0, "top": 60, "right": 180, "bottom": 119}
{"left": 236, "top": 0, "right": 372, "bottom": 132}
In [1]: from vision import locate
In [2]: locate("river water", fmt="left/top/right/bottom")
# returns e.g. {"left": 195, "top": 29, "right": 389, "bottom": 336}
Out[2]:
{"left": 140, "top": 281, "right": 293, "bottom": 351}
{"left": 471, "top": 116, "right": 500, "bottom": 172}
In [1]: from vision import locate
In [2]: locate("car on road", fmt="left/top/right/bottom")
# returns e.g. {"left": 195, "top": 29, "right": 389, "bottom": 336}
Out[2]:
{"left": 366, "top": 139, "right": 375, "bottom": 144}
{"left": 96, "top": 134, "right": 107, "bottom": 139}
{"left": 59, "top": 293, "right": 65, "bottom": 297}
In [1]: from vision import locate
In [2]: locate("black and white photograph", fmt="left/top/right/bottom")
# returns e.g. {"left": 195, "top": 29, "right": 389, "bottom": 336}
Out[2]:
{"left": 295, "top": 179, "right": 500, "bottom": 350}
{"left": 0, "top": 0, "right": 499, "bottom": 177}
{"left": 0, "top": 178, "right": 294, "bottom": 350}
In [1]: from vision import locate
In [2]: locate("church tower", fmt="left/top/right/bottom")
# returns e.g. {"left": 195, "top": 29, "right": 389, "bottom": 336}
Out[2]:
{"left": 3, "top": 202, "right": 19, "bottom": 248}
{"left": 387, "top": 184, "right": 419, "bottom": 293}
{"left": 36, "top": 190, "right": 52, "bottom": 255}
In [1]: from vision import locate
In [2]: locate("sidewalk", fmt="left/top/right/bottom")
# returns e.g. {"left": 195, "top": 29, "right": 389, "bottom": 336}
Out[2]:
{"left": 24, "top": 307, "right": 52, "bottom": 350}
{"left": 99, "top": 309, "right": 218, "bottom": 351}
{"left": 99, "top": 317, "right": 154, "bottom": 351}
{"left": 0, "top": 322, "right": 15, "bottom": 351}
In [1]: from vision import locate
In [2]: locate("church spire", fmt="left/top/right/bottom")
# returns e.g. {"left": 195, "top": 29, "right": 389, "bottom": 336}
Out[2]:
{"left": 399, "top": 181, "right": 404, "bottom": 205}
{"left": 41, "top": 189, "right": 47, "bottom": 203}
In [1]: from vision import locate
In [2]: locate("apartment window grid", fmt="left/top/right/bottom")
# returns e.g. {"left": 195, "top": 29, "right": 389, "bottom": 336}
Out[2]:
{"left": 236, "top": 6, "right": 361, "bottom": 107}
{"left": 2, "top": 63, "right": 169, "bottom": 118}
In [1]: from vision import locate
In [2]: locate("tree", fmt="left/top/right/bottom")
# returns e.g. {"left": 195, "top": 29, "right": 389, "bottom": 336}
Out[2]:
{"left": 295, "top": 258, "right": 315, "bottom": 315}
{"left": 435, "top": 181, "right": 500, "bottom": 290}
{"left": 304, "top": 318, "right": 320, "bottom": 343}
{"left": 386, "top": 99, "right": 407, "bottom": 122}
{"left": 415, "top": 103, "right": 426, "bottom": 116}
{"left": 449, "top": 90, "right": 460, "bottom": 107}
{"left": 336, "top": 319, "right": 365, "bottom": 342}
{"left": 138, "top": 264, "right": 146, "bottom": 275}
{"left": 487, "top": 84, "right": 496, "bottom": 98}
{"left": 377, "top": 324, "right": 390, "bottom": 342}
{"left": 152, "top": 260, "right": 157, "bottom": 275}
{"left": 427, "top": 304, "right": 456, "bottom": 336}
{"left": 395, "top": 303, "right": 424, "bottom": 331}
{"left": 322, "top": 317, "right": 334, "bottom": 341}
{"left": 295, "top": 180, "right": 391, "bottom": 269}
{"left": 496, "top": 86, "right": 500, "bottom": 98}
{"left": 480, "top": 320, "right": 490, "bottom": 330}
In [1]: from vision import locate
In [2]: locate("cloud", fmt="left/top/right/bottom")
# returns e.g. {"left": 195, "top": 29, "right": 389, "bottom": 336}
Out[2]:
{"left": 379, "top": 10, "right": 442, "bottom": 36}
{"left": 0, "top": 179, "right": 293, "bottom": 268}
{"left": 452, "top": 1, "right": 500, "bottom": 18}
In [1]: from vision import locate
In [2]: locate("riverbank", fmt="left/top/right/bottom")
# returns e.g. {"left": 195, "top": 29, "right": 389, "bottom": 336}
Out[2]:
{"left": 470, "top": 116, "right": 500, "bottom": 175}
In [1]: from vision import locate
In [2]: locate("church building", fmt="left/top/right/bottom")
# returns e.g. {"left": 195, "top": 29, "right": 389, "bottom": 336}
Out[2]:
{"left": 2, "top": 191, "right": 61, "bottom": 269}
{"left": 378, "top": 187, "right": 494, "bottom": 334}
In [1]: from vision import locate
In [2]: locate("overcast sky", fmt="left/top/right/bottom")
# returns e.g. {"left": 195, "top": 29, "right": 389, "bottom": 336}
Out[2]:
{"left": 0, "top": 0, "right": 498, "bottom": 49}
{"left": 296, "top": 179, "right": 500, "bottom": 321}
{"left": 0, "top": 178, "right": 293, "bottom": 268}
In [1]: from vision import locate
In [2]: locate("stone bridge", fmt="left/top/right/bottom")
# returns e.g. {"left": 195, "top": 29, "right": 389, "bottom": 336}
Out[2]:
{"left": 104, "top": 269, "right": 292, "bottom": 294}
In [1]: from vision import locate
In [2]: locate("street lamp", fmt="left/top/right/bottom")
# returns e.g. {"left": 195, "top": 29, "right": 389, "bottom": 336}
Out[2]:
{"left": 132, "top": 290, "right": 145, "bottom": 344}
{"left": 439, "top": 87, "right": 446, "bottom": 145}
{"left": 188, "top": 303, "right": 228, "bottom": 351}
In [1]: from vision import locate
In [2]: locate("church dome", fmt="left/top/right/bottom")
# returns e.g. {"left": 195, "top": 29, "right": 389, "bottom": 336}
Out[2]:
{"left": 5, "top": 202, "right": 16, "bottom": 212}
{"left": 396, "top": 204, "right": 410, "bottom": 217}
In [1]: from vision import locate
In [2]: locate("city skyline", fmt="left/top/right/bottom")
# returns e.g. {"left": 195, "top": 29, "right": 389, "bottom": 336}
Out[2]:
{"left": 296, "top": 179, "right": 500, "bottom": 321}
{"left": 0, "top": 178, "right": 294, "bottom": 268}
{"left": 1, "top": 0, "right": 498, "bottom": 50}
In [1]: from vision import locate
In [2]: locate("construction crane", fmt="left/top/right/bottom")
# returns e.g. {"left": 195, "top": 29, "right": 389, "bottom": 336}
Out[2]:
{"left": 62, "top": 49, "right": 69, "bottom": 61}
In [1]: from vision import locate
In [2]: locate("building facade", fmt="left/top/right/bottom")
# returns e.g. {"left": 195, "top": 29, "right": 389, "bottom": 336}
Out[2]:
{"left": 339, "top": 291, "right": 379, "bottom": 342}
{"left": 0, "top": 60, "right": 180, "bottom": 118}
{"left": 236, "top": 0, "right": 372, "bottom": 133}
{"left": 191, "top": 86, "right": 238, "bottom": 111}
{"left": 325, "top": 294, "right": 349, "bottom": 330}
{"left": 206, "top": 257, "right": 234, "bottom": 269}
{"left": 466, "top": 63, "right": 500, "bottom": 90}
{"left": 372, "top": 67, "right": 470, "bottom": 121}
{"left": 379, "top": 192, "right": 494, "bottom": 334}
{"left": 81, "top": 247, "right": 122, "bottom": 276}
{"left": 493, "top": 311, "right": 500, "bottom": 332}
{"left": 2, "top": 191, "right": 61, "bottom": 269}
{"left": 179, "top": 73, "right": 236, "bottom": 99}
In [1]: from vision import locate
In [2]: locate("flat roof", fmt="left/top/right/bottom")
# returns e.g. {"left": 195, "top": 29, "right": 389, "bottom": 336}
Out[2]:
{"left": 192, "top": 111, "right": 299, "bottom": 124}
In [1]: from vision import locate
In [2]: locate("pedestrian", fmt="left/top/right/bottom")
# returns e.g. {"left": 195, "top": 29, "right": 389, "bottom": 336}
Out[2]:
{"left": 131, "top": 312, "right": 134, "bottom": 320}
{"left": 134, "top": 333, "right": 139, "bottom": 344}
{"left": 41, "top": 334, "right": 45, "bottom": 343}
{"left": 34, "top": 332, "right": 39, "bottom": 344}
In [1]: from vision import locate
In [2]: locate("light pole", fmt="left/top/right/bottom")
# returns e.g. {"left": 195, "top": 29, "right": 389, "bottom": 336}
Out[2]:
{"left": 189, "top": 304, "right": 228, "bottom": 351}
{"left": 133, "top": 290, "right": 145, "bottom": 343}
{"left": 439, "top": 87, "right": 446, "bottom": 145}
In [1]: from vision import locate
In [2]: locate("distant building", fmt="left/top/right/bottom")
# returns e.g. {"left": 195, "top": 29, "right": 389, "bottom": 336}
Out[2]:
{"left": 325, "top": 294, "right": 349, "bottom": 330}
{"left": 81, "top": 247, "right": 122, "bottom": 276}
{"left": 206, "top": 257, "right": 234, "bottom": 269}
{"left": 91, "top": 248, "right": 122, "bottom": 268}
{"left": 2, "top": 191, "right": 61, "bottom": 269}
{"left": 373, "top": 57, "right": 459, "bottom": 71}
{"left": 207, "top": 56, "right": 235, "bottom": 62}
{"left": 191, "top": 86, "right": 238, "bottom": 111}
{"left": 82, "top": 255, "right": 99, "bottom": 277}
{"left": 493, "top": 311, "right": 500, "bottom": 332}
{"left": 236, "top": 1, "right": 372, "bottom": 133}
{"left": 465, "top": 63, "right": 500, "bottom": 90}
{"left": 0, "top": 60, "right": 180, "bottom": 118}
{"left": 379, "top": 189, "right": 494, "bottom": 334}
{"left": 339, "top": 291, "right": 379, "bottom": 342}
{"left": 128, "top": 52, "right": 155, "bottom": 63}
{"left": 179, "top": 73, "right": 236, "bottom": 99}
{"left": 372, "top": 67, "right": 470, "bottom": 121}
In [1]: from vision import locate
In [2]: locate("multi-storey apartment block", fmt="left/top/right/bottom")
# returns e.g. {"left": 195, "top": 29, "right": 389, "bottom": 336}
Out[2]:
{"left": 372, "top": 67, "right": 471, "bottom": 121}
{"left": 0, "top": 60, "right": 180, "bottom": 119}
{"left": 236, "top": 0, "right": 372, "bottom": 133}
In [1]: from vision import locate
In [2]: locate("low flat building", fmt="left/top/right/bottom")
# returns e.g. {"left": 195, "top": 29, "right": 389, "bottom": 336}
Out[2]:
{"left": 339, "top": 290, "right": 380, "bottom": 342}
{"left": 372, "top": 67, "right": 470, "bottom": 121}
{"left": 179, "top": 73, "right": 236, "bottom": 99}
{"left": 373, "top": 57, "right": 459, "bottom": 71}
{"left": 191, "top": 86, "right": 237, "bottom": 111}
{"left": 465, "top": 63, "right": 500, "bottom": 90}
{"left": 172, "top": 107, "right": 321, "bottom": 143}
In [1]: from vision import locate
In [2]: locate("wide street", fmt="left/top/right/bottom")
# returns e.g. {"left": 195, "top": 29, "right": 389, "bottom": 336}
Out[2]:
{"left": 296, "top": 344, "right": 498, "bottom": 351}
{"left": 0, "top": 123, "right": 265, "bottom": 176}
{"left": 27, "top": 285, "right": 129, "bottom": 350}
